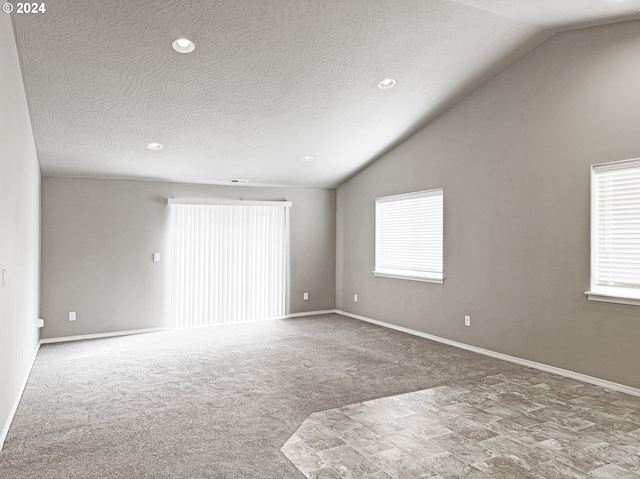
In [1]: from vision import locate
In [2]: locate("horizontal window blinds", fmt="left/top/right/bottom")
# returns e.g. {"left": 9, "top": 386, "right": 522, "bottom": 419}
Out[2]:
{"left": 169, "top": 203, "right": 288, "bottom": 328}
{"left": 593, "top": 160, "right": 640, "bottom": 292}
{"left": 375, "top": 189, "right": 443, "bottom": 282}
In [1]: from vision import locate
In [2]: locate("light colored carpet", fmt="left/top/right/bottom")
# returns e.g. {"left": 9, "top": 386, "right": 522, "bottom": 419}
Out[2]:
{"left": 0, "top": 313, "right": 521, "bottom": 478}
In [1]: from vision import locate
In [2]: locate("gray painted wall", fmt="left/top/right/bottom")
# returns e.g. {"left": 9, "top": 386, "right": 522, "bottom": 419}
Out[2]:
{"left": 0, "top": 15, "right": 41, "bottom": 442}
{"left": 41, "top": 178, "right": 335, "bottom": 339}
{"left": 337, "top": 21, "right": 640, "bottom": 389}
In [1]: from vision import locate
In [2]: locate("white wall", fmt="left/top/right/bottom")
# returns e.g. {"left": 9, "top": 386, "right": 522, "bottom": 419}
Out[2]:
{"left": 41, "top": 178, "right": 336, "bottom": 339}
{"left": 337, "top": 21, "right": 640, "bottom": 389}
{"left": 0, "top": 14, "right": 41, "bottom": 445}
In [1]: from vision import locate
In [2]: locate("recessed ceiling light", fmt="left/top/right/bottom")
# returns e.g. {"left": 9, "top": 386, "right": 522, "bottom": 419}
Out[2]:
{"left": 301, "top": 156, "right": 314, "bottom": 162}
{"left": 378, "top": 78, "right": 396, "bottom": 89}
{"left": 147, "top": 143, "right": 163, "bottom": 151}
{"left": 172, "top": 38, "right": 195, "bottom": 54}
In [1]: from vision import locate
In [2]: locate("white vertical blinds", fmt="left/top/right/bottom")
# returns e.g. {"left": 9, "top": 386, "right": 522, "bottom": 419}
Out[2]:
{"left": 374, "top": 189, "right": 444, "bottom": 283}
{"left": 592, "top": 159, "right": 640, "bottom": 297}
{"left": 169, "top": 202, "right": 289, "bottom": 327}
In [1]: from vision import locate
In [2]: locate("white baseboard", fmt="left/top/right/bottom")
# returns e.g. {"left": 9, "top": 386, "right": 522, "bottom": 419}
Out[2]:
{"left": 173, "top": 312, "right": 340, "bottom": 329}
{"left": 287, "top": 309, "right": 338, "bottom": 318}
{"left": 39, "top": 313, "right": 337, "bottom": 340}
{"left": 40, "top": 327, "right": 170, "bottom": 344}
{"left": 336, "top": 310, "right": 640, "bottom": 398}
{"left": 0, "top": 342, "right": 41, "bottom": 451}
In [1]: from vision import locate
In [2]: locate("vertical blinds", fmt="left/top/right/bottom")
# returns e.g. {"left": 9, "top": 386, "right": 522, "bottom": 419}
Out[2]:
{"left": 375, "top": 189, "right": 443, "bottom": 282}
{"left": 169, "top": 203, "right": 288, "bottom": 328}
{"left": 593, "top": 160, "right": 640, "bottom": 292}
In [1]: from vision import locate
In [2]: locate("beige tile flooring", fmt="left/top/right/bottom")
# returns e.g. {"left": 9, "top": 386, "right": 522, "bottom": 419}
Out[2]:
{"left": 281, "top": 368, "right": 640, "bottom": 479}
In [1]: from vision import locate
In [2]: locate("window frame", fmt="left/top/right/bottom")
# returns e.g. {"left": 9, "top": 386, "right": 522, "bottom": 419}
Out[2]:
{"left": 373, "top": 188, "right": 444, "bottom": 284}
{"left": 587, "top": 158, "right": 640, "bottom": 306}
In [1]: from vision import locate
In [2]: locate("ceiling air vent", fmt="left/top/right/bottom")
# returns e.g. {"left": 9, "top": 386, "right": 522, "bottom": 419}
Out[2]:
{"left": 229, "top": 179, "right": 249, "bottom": 184}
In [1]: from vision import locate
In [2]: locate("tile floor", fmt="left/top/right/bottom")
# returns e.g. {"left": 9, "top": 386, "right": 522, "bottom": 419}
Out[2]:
{"left": 281, "top": 368, "right": 640, "bottom": 479}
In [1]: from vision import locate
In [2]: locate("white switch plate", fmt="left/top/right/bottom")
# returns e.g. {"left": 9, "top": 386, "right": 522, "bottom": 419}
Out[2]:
{"left": 2, "top": 269, "right": 6, "bottom": 287}
{"left": 153, "top": 253, "right": 160, "bottom": 262}
{"left": 354, "top": 294, "right": 358, "bottom": 302}
{"left": 303, "top": 292, "right": 308, "bottom": 300}
{"left": 69, "top": 311, "right": 76, "bottom": 321}
{"left": 464, "top": 315, "right": 471, "bottom": 327}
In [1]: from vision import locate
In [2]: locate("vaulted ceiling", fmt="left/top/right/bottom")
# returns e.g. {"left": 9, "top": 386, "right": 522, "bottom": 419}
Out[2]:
{"left": 12, "top": 0, "right": 640, "bottom": 187}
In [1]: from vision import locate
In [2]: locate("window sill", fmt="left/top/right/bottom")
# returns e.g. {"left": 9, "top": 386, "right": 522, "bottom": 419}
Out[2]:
{"left": 585, "top": 291, "right": 640, "bottom": 307}
{"left": 373, "top": 271, "right": 444, "bottom": 284}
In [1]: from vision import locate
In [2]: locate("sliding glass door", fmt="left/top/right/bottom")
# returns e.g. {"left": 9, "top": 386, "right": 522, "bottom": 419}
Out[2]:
{"left": 169, "top": 200, "right": 289, "bottom": 327}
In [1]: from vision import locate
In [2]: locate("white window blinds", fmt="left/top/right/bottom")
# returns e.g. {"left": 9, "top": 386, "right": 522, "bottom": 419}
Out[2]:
{"left": 591, "top": 159, "right": 640, "bottom": 300}
{"left": 169, "top": 201, "right": 289, "bottom": 327}
{"left": 374, "top": 189, "right": 443, "bottom": 283}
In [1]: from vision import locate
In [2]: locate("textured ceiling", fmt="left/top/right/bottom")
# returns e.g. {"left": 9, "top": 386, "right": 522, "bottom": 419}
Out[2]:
{"left": 11, "top": 0, "right": 640, "bottom": 187}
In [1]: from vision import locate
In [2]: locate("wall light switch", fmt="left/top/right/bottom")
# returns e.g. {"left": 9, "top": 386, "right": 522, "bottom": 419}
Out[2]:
{"left": 354, "top": 294, "right": 358, "bottom": 302}
{"left": 303, "top": 292, "right": 309, "bottom": 300}
{"left": 2, "top": 269, "right": 6, "bottom": 287}
{"left": 69, "top": 312, "right": 76, "bottom": 321}
{"left": 464, "top": 315, "right": 471, "bottom": 327}
{"left": 153, "top": 253, "right": 161, "bottom": 262}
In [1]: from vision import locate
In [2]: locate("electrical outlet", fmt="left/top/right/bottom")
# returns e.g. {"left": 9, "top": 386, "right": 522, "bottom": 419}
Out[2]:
{"left": 303, "top": 292, "right": 308, "bottom": 300}
{"left": 153, "top": 252, "right": 161, "bottom": 262}
{"left": 464, "top": 315, "right": 471, "bottom": 327}
{"left": 69, "top": 311, "right": 76, "bottom": 321}
{"left": 354, "top": 294, "right": 358, "bottom": 302}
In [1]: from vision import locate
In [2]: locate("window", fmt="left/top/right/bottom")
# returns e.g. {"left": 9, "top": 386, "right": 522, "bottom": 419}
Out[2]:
{"left": 374, "top": 188, "right": 443, "bottom": 283}
{"left": 588, "top": 158, "right": 640, "bottom": 306}
{"left": 168, "top": 199, "right": 290, "bottom": 327}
